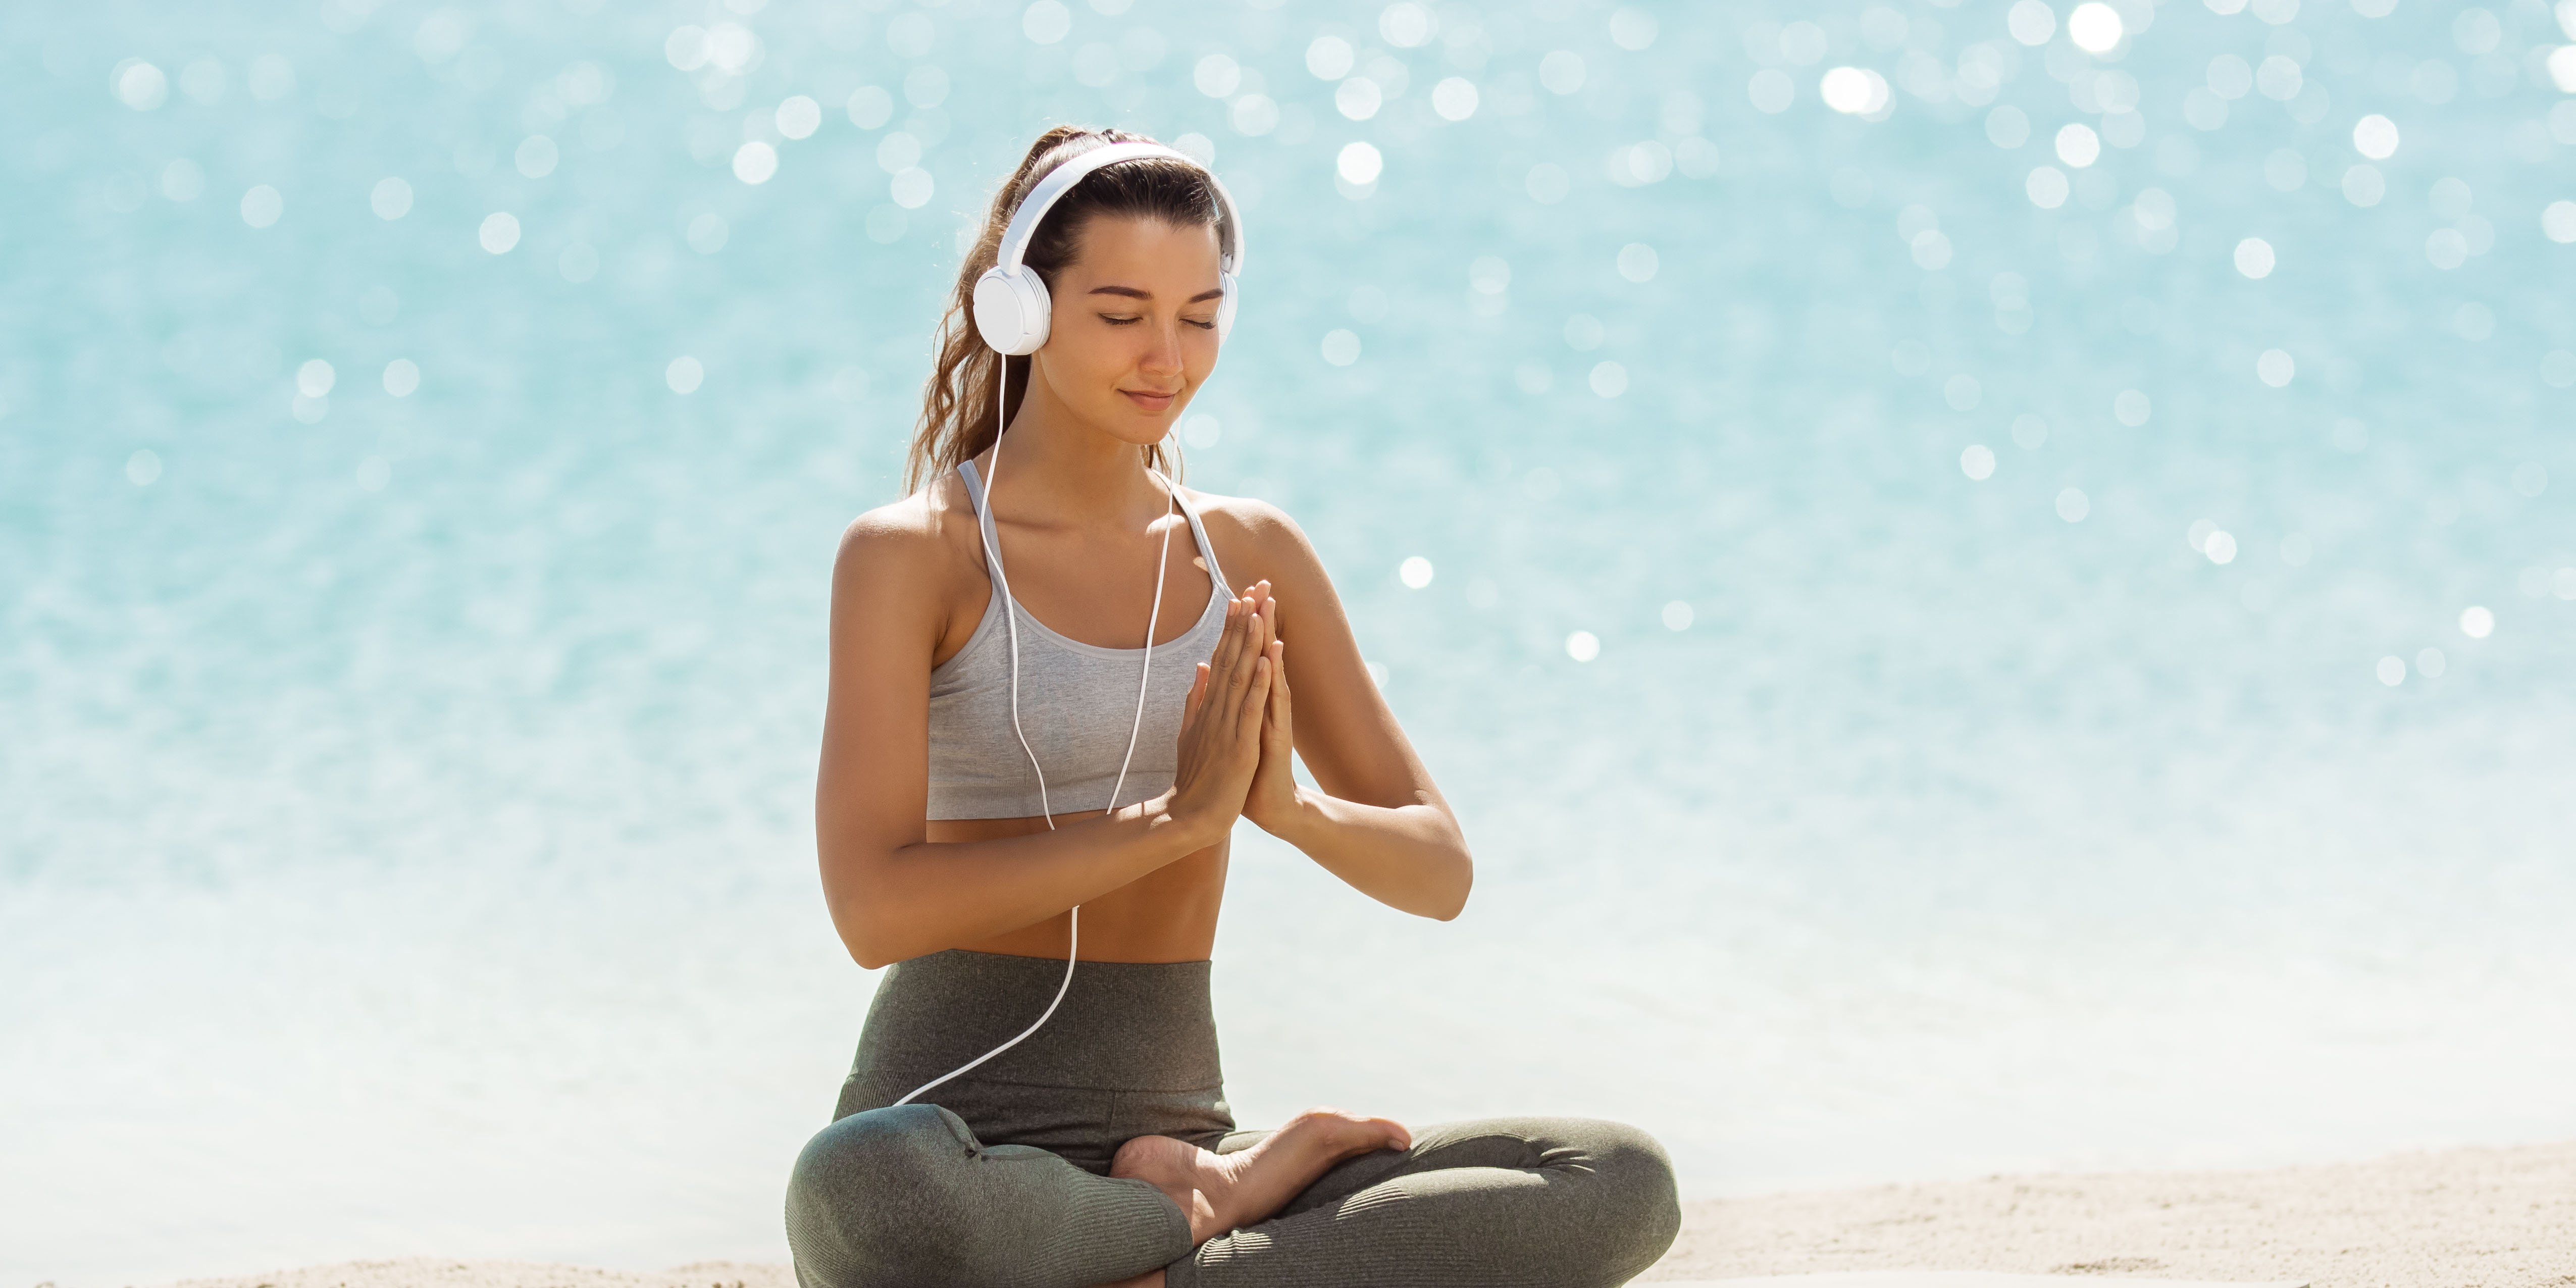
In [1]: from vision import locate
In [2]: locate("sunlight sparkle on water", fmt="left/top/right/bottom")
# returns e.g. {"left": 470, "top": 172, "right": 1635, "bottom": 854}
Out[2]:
{"left": 240, "top": 185, "right": 282, "bottom": 229}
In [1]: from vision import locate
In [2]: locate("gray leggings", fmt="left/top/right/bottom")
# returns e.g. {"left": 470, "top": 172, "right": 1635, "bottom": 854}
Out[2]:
{"left": 784, "top": 949, "right": 1681, "bottom": 1288}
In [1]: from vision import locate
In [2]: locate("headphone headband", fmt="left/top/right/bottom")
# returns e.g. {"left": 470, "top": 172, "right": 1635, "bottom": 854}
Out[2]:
{"left": 994, "top": 140, "right": 1245, "bottom": 278}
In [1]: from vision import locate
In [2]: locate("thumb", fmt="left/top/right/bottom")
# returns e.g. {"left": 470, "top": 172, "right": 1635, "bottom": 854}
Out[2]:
{"left": 1185, "top": 661, "right": 1210, "bottom": 722}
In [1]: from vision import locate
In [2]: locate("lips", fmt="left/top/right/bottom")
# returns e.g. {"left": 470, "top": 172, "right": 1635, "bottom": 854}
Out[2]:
{"left": 1122, "top": 388, "right": 1177, "bottom": 410}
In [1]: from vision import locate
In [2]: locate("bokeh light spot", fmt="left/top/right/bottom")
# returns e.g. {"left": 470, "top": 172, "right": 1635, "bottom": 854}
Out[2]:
{"left": 114, "top": 60, "right": 170, "bottom": 111}
{"left": 2055, "top": 123, "right": 2102, "bottom": 168}
{"left": 777, "top": 95, "right": 821, "bottom": 140}
{"left": 2069, "top": 3, "right": 2124, "bottom": 51}
{"left": 240, "top": 185, "right": 284, "bottom": 229}
{"left": 1022, "top": 1, "right": 1071, "bottom": 45}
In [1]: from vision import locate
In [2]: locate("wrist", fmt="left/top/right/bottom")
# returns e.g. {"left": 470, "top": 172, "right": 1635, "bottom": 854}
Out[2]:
{"left": 1157, "top": 789, "right": 1232, "bottom": 853}
{"left": 1257, "top": 786, "right": 1321, "bottom": 847}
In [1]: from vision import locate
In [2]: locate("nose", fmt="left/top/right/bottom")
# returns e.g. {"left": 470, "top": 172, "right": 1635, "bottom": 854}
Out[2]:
{"left": 1139, "top": 316, "right": 1186, "bottom": 378}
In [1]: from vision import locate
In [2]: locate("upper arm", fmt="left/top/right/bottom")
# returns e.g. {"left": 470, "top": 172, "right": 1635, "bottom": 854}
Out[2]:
{"left": 1212, "top": 497, "right": 1452, "bottom": 815}
{"left": 814, "top": 507, "right": 946, "bottom": 923}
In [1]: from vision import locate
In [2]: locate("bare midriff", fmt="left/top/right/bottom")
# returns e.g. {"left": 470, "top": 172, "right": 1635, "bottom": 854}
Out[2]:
{"left": 926, "top": 811, "right": 1229, "bottom": 963}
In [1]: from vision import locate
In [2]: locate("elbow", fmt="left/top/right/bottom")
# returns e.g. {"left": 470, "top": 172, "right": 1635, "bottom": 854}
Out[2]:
{"left": 827, "top": 888, "right": 901, "bottom": 971}
{"left": 1429, "top": 847, "right": 1473, "bottom": 921}
{"left": 821, "top": 839, "right": 916, "bottom": 970}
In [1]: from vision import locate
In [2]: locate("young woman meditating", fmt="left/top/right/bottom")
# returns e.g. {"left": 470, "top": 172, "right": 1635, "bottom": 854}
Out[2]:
{"left": 788, "top": 125, "right": 1680, "bottom": 1288}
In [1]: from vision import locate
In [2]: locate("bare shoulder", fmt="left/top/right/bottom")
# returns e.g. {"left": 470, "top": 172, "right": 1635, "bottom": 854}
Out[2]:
{"left": 1177, "top": 486, "right": 1323, "bottom": 569}
{"left": 833, "top": 473, "right": 980, "bottom": 603}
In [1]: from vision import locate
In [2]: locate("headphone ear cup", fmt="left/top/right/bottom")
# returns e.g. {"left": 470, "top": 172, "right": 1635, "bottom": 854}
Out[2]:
{"left": 972, "top": 266, "right": 1053, "bottom": 355}
{"left": 1214, "top": 270, "right": 1239, "bottom": 343}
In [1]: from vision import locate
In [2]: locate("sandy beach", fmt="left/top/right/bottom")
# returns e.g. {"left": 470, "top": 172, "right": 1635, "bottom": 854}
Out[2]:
{"left": 1640, "top": 1139, "right": 2576, "bottom": 1285}
{"left": 143, "top": 1140, "right": 2572, "bottom": 1288}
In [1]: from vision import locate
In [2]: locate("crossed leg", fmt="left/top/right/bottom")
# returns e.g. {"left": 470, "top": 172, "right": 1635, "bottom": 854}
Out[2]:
{"left": 1156, "top": 1115, "right": 1681, "bottom": 1288}
{"left": 787, "top": 1104, "right": 1677, "bottom": 1288}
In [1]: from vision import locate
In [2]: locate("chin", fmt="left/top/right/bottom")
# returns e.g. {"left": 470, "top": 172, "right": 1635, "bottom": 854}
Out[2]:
{"left": 1099, "top": 407, "right": 1175, "bottom": 444}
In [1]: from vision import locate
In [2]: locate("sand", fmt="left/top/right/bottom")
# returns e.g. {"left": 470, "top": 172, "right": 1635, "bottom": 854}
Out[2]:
{"left": 143, "top": 1141, "right": 2574, "bottom": 1288}
{"left": 1642, "top": 1139, "right": 2576, "bottom": 1286}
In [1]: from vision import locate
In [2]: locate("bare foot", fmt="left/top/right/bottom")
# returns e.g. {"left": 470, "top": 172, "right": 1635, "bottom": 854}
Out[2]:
{"left": 1110, "top": 1106, "right": 1411, "bottom": 1245}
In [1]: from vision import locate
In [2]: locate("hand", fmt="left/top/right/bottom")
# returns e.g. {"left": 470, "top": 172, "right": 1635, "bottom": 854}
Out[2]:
{"left": 1167, "top": 582, "right": 1274, "bottom": 847}
{"left": 1240, "top": 586, "right": 1300, "bottom": 837}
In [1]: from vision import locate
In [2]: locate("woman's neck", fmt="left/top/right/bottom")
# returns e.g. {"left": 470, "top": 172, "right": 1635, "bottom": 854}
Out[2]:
{"left": 985, "top": 381, "right": 1167, "bottom": 527}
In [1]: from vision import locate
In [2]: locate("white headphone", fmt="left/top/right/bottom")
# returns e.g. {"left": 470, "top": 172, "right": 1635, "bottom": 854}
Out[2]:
{"left": 970, "top": 139, "right": 1246, "bottom": 355}
{"left": 894, "top": 139, "right": 1245, "bottom": 1111}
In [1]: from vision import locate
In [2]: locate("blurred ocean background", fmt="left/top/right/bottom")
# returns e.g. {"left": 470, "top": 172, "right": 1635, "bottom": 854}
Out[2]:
{"left": 7, "top": 0, "right": 2576, "bottom": 1280}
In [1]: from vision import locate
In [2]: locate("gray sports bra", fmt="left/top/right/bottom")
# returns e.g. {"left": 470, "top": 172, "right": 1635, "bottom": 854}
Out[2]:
{"left": 925, "top": 458, "right": 1234, "bottom": 820}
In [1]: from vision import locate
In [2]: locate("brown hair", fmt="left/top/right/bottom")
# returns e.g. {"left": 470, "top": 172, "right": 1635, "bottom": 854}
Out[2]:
{"left": 902, "top": 126, "right": 1225, "bottom": 495}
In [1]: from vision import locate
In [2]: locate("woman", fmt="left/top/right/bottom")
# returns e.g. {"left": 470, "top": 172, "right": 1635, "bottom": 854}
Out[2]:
{"left": 789, "top": 125, "right": 1681, "bottom": 1287}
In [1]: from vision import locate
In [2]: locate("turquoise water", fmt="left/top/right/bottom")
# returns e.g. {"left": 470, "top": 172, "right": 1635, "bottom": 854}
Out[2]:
{"left": 7, "top": 0, "right": 2576, "bottom": 1279}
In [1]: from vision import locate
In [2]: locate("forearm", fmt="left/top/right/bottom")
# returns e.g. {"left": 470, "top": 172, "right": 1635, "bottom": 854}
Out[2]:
{"left": 827, "top": 793, "right": 1215, "bottom": 968}
{"left": 1268, "top": 787, "right": 1471, "bottom": 920}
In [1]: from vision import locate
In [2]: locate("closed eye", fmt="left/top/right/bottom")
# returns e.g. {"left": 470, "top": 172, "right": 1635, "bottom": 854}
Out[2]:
{"left": 1100, "top": 315, "right": 1220, "bottom": 330}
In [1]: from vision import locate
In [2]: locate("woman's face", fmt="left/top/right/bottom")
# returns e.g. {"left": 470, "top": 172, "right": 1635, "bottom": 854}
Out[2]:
{"left": 1032, "top": 214, "right": 1225, "bottom": 447}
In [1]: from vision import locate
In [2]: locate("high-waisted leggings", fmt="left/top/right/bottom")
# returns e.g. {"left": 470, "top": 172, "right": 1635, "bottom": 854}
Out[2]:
{"left": 784, "top": 948, "right": 1681, "bottom": 1288}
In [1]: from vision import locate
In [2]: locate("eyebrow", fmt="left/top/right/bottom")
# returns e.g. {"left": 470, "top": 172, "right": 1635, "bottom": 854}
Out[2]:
{"left": 1088, "top": 285, "right": 1227, "bottom": 303}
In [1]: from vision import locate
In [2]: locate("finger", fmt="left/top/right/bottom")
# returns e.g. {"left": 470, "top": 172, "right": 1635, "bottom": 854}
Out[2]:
{"left": 1213, "top": 595, "right": 1252, "bottom": 685}
{"left": 1223, "top": 600, "right": 1265, "bottom": 697}
{"left": 1261, "top": 641, "right": 1290, "bottom": 744}
{"left": 1239, "top": 654, "right": 1270, "bottom": 730}
{"left": 1185, "top": 661, "right": 1209, "bottom": 723}
{"left": 1268, "top": 640, "right": 1290, "bottom": 722}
